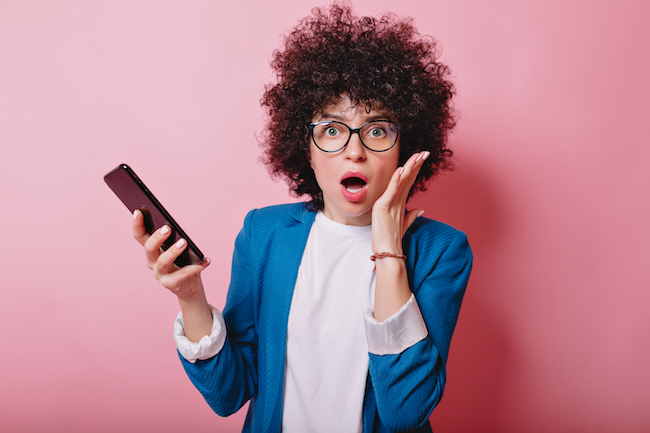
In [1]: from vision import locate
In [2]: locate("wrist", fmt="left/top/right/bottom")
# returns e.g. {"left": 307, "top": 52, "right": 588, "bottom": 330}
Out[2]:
{"left": 371, "top": 243, "right": 403, "bottom": 254}
{"left": 373, "top": 254, "right": 408, "bottom": 273}
{"left": 177, "top": 288, "right": 213, "bottom": 342}
{"left": 372, "top": 261, "right": 411, "bottom": 321}
{"left": 371, "top": 252, "right": 406, "bottom": 261}
{"left": 177, "top": 287, "right": 209, "bottom": 312}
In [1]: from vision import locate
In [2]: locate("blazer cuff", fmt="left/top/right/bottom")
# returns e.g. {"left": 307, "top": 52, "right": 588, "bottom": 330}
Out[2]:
{"left": 173, "top": 305, "right": 226, "bottom": 364}
{"left": 364, "top": 293, "right": 428, "bottom": 355}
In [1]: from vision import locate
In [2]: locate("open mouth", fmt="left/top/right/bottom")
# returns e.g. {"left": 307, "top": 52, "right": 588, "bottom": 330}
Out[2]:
{"left": 341, "top": 176, "right": 367, "bottom": 193}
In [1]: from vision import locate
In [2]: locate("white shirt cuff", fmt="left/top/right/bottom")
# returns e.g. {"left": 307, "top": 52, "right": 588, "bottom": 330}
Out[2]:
{"left": 363, "top": 293, "right": 428, "bottom": 355}
{"left": 173, "top": 305, "right": 226, "bottom": 364}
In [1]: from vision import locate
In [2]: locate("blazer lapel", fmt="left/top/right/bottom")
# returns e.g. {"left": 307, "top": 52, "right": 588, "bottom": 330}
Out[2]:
{"left": 260, "top": 204, "right": 316, "bottom": 430}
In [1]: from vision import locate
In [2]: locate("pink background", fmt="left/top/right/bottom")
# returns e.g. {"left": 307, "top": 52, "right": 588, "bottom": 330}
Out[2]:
{"left": 1, "top": 1, "right": 649, "bottom": 432}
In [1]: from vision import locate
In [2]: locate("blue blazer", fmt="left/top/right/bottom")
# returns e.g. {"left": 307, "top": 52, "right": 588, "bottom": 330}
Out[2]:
{"left": 180, "top": 203, "right": 473, "bottom": 432}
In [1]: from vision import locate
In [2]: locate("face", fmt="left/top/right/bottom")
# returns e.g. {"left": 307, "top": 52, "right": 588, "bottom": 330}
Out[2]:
{"left": 309, "top": 96, "right": 400, "bottom": 226}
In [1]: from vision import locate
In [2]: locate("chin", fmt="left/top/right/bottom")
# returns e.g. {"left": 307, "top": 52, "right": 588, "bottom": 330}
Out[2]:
{"left": 331, "top": 198, "right": 368, "bottom": 215}
{"left": 322, "top": 193, "right": 375, "bottom": 225}
{"left": 333, "top": 202, "right": 374, "bottom": 224}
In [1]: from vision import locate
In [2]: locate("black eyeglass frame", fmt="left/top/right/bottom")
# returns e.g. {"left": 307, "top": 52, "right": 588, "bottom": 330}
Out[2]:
{"left": 308, "top": 120, "right": 400, "bottom": 153}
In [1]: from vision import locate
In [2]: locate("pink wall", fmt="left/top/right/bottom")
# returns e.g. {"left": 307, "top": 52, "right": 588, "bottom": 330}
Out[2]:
{"left": 1, "top": 1, "right": 648, "bottom": 432}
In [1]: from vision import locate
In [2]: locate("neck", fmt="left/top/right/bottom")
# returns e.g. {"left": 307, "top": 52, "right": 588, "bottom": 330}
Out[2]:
{"left": 321, "top": 207, "right": 372, "bottom": 226}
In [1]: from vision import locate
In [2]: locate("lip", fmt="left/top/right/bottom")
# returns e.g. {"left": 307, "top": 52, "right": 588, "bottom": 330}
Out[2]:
{"left": 340, "top": 171, "right": 368, "bottom": 202}
{"left": 340, "top": 171, "right": 368, "bottom": 183}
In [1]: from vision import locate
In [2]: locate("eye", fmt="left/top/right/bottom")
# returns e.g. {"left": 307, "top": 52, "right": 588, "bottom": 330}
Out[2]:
{"left": 363, "top": 123, "right": 390, "bottom": 140}
{"left": 325, "top": 126, "right": 340, "bottom": 137}
{"left": 369, "top": 127, "right": 386, "bottom": 138}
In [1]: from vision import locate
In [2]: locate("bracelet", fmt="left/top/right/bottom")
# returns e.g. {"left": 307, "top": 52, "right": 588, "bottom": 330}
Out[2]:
{"left": 370, "top": 252, "right": 407, "bottom": 261}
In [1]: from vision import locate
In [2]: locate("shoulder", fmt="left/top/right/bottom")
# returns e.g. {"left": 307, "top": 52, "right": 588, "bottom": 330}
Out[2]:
{"left": 243, "top": 202, "right": 315, "bottom": 228}
{"left": 238, "top": 203, "right": 316, "bottom": 244}
{"left": 404, "top": 216, "right": 472, "bottom": 266}
{"left": 234, "top": 203, "right": 316, "bottom": 268}
{"left": 406, "top": 216, "right": 468, "bottom": 245}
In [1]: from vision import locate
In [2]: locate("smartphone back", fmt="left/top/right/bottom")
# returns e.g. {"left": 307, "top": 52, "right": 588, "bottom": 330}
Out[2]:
{"left": 104, "top": 164, "right": 203, "bottom": 267}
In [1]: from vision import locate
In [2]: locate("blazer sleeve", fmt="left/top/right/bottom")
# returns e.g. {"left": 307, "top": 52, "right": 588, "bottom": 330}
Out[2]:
{"left": 178, "top": 209, "right": 260, "bottom": 417}
{"left": 368, "top": 225, "right": 473, "bottom": 432}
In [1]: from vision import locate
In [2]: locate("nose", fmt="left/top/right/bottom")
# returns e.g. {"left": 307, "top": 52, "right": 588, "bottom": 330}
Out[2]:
{"left": 344, "top": 131, "right": 367, "bottom": 161}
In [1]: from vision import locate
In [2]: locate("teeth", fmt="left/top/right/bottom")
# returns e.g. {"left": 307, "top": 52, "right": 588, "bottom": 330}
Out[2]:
{"left": 346, "top": 187, "right": 362, "bottom": 193}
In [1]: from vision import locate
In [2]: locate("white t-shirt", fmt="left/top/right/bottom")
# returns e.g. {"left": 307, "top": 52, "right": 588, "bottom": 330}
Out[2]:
{"left": 282, "top": 211, "right": 375, "bottom": 432}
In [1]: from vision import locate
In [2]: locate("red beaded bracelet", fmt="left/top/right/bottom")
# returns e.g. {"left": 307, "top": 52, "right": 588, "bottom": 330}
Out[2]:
{"left": 370, "top": 252, "right": 407, "bottom": 261}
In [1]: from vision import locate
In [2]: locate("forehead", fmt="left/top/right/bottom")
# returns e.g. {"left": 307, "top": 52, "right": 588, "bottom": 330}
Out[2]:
{"left": 315, "top": 95, "right": 393, "bottom": 121}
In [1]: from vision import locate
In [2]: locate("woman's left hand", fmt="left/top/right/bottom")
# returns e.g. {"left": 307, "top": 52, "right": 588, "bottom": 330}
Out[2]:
{"left": 371, "top": 151, "right": 430, "bottom": 255}
{"left": 371, "top": 150, "right": 430, "bottom": 321}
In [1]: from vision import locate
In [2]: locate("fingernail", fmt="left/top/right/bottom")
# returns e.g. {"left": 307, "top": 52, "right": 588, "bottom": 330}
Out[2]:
{"left": 416, "top": 154, "right": 423, "bottom": 162}
{"left": 399, "top": 167, "right": 405, "bottom": 176}
{"left": 417, "top": 210, "right": 425, "bottom": 218}
{"left": 423, "top": 151, "right": 430, "bottom": 160}
{"left": 161, "top": 225, "right": 170, "bottom": 235}
{"left": 175, "top": 238, "right": 186, "bottom": 249}
{"left": 133, "top": 210, "right": 139, "bottom": 219}
{"left": 202, "top": 257, "right": 211, "bottom": 265}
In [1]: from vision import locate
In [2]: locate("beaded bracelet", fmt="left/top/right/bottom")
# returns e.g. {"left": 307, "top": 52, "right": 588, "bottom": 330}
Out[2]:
{"left": 370, "top": 252, "right": 407, "bottom": 261}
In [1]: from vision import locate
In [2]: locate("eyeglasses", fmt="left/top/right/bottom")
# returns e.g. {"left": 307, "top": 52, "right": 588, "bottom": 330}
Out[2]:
{"left": 308, "top": 120, "right": 399, "bottom": 153}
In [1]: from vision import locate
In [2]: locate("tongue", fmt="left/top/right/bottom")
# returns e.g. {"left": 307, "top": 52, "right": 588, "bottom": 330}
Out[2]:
{"left": 342, "top": 178, "right": 366, "bottom": 190}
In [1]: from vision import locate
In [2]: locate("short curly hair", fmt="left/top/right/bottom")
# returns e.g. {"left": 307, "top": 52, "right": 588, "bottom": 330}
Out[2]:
{"left": 260, "top": 3, "right": 456, "bottom": 210}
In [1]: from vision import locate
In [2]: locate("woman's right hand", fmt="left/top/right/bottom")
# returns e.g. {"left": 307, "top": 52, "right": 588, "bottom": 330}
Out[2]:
{"left": 133, "top": 209, "right": 214, "bottom": 342}
{"left": 132, "top": 209, "right": 210, "bottom": 300}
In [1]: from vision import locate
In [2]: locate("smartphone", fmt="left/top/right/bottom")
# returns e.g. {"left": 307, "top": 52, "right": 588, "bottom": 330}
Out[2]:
{"left": 104, "top": 164, "right": 204, "bottom": 267}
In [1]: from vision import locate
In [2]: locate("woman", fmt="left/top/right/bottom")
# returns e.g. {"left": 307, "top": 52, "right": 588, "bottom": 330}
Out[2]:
{"left": 132, "top": 4, "right": 472, "bottom": 432}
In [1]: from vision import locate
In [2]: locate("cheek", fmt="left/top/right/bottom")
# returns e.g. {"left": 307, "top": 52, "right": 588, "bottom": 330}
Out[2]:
{"left": 308, "top": 153, "right": 330, "bottom": 188}
{"left": 381, "top": 166, "right": 397, "bottom": 187}
{"left": 384, "top": 154, "right": 400, "bottom": 176}
{"left": 376, "top": 156, "right": 400, "bottom": 189}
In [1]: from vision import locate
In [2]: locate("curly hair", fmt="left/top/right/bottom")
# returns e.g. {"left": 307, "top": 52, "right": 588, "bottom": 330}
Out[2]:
{"left": 260, "top": 3, "right": 456, "bottom": 210}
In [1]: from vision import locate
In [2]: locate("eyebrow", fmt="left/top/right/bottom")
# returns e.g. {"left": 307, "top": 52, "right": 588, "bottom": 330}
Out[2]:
{"left": 317, "top": 111, "right": 393, "bottom": 123}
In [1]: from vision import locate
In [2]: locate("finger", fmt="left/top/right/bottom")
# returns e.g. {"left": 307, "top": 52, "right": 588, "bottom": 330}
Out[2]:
{"left": 377, "top": 151, "right": 431, "bottom": 208}
{"left": 401, "top": 151, "right": 430, "bottom": 182}
{"left": 397, "top": 151, "right": 430, "bottom": 196}
{"left": 388, "top": 152, "right": 425, "bottom": 201}
{"left": 153, "top": 237, "right": 191, "bottom": 274}
{"left": 376, "top": 165, "right": 406, "bottom": 206}
{"left": 153, "top": 237, "right": 208, "bottom": 281}
{"left": 143, "top": 224, "right": 173, "bottom": 268}
{"left": 158, "top": 258, "right": 211, "bottom": 292}
{"left": 132, "top": 210, "right": 150, "bottom": 245}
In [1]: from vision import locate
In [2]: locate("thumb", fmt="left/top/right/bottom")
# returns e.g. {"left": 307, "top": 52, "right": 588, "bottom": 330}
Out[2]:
{"left": 403, "top": 209, "right": 425, "bottom": 234}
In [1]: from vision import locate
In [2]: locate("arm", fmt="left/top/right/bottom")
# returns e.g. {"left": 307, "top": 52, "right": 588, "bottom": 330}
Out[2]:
{"left": 369, "top": 229, "right": 472, "bottom": 431}
{"left": 369, "top": 151, "right": 473, "bottom": 430}
{"left": 177, "top": 210, "right": 260, "bottom": 416}
{"left": 371, "top": 151, "right": 430, "bottom": 321}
